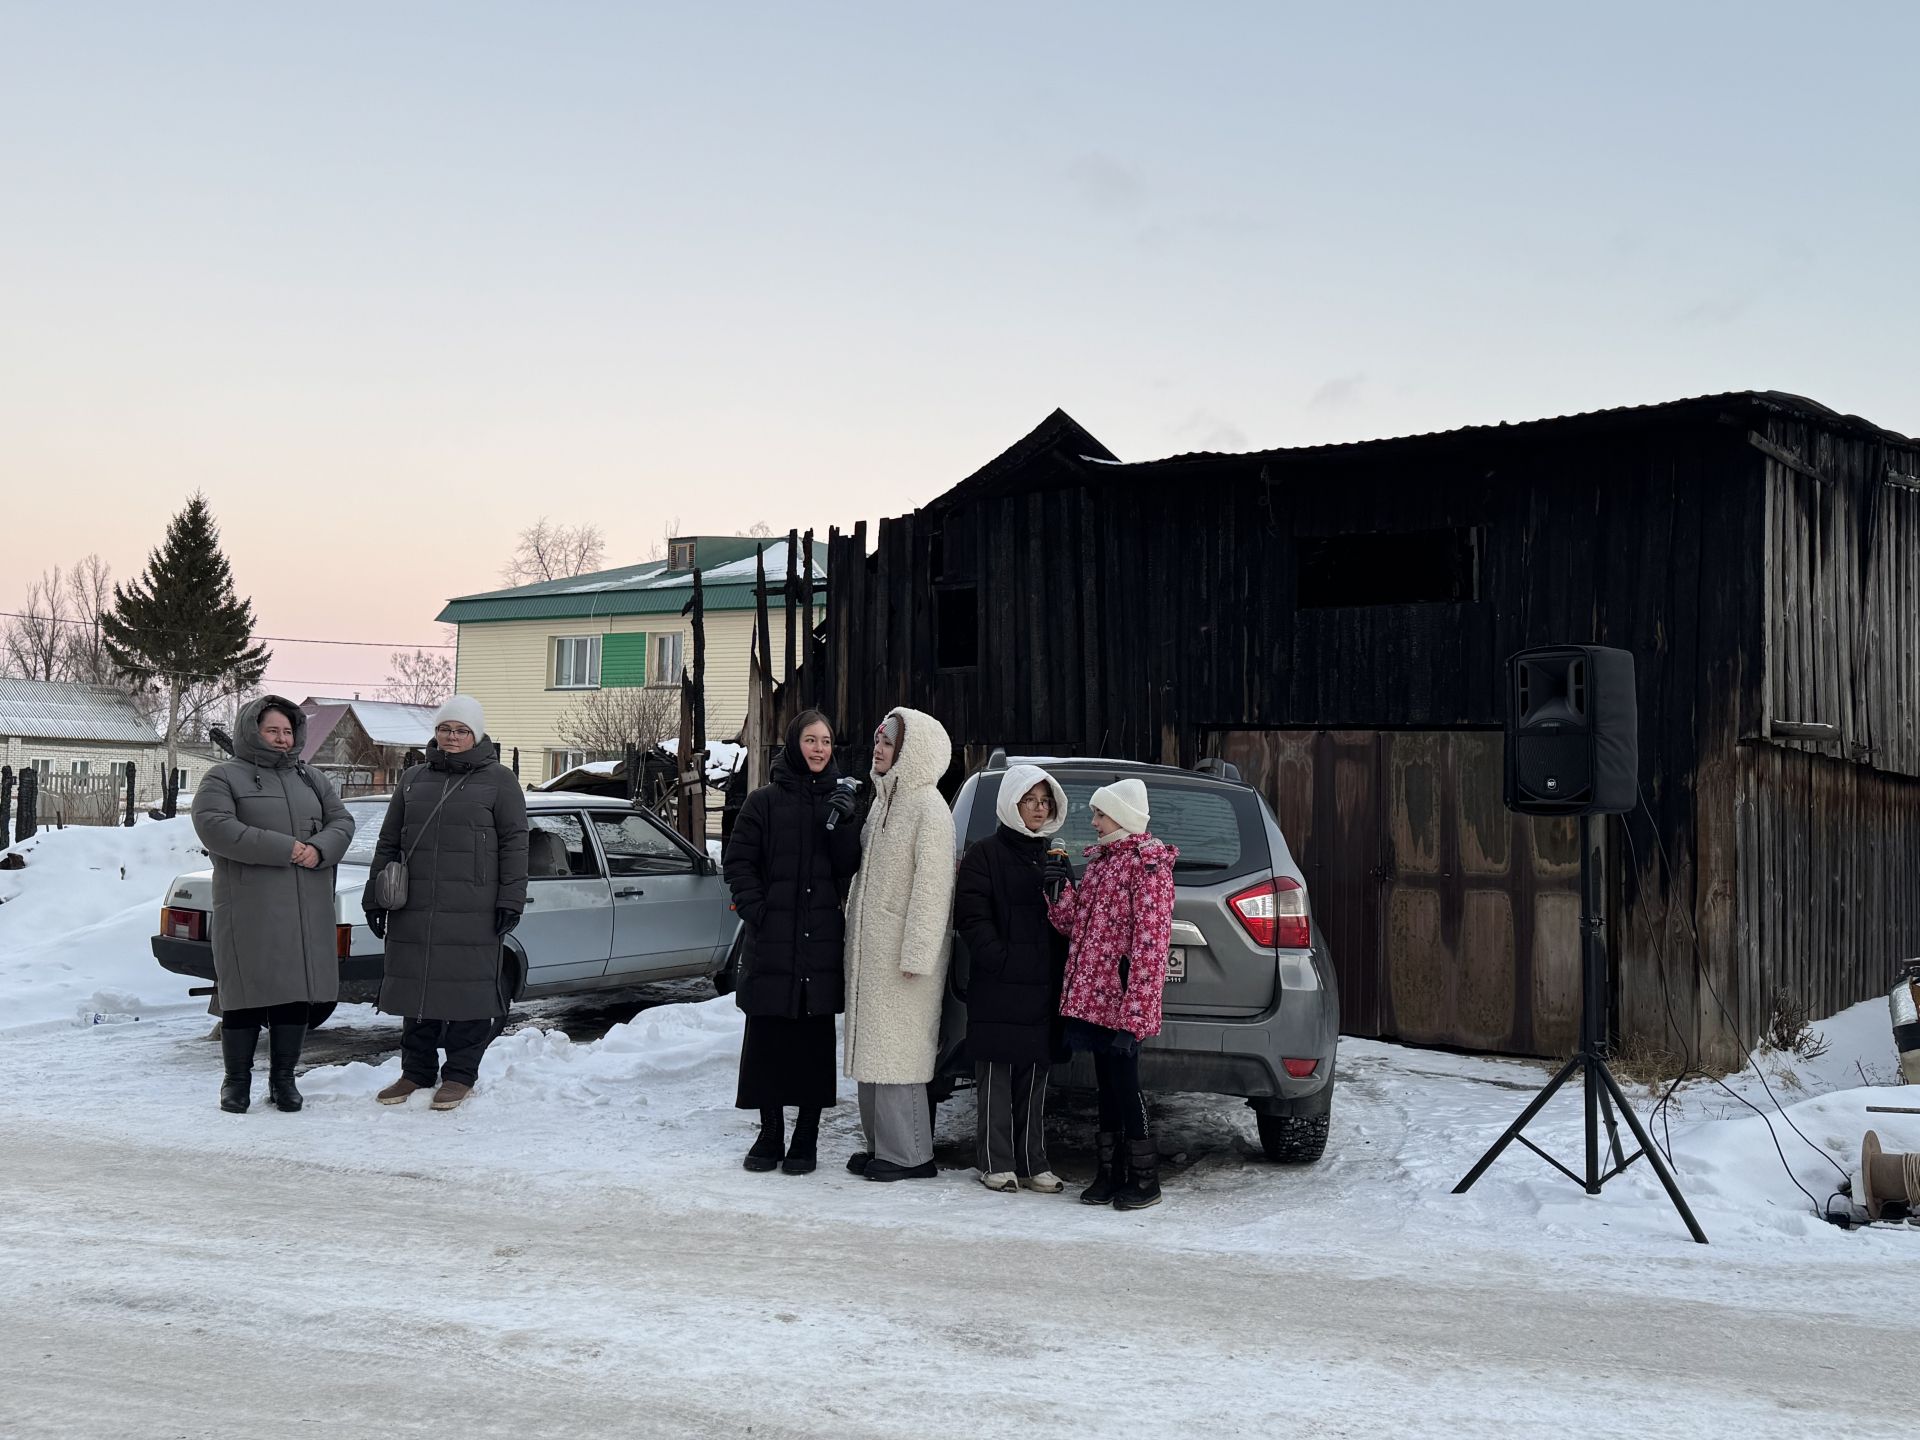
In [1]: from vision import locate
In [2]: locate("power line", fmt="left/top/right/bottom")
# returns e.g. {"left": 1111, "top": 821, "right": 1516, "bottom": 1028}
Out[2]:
{"left": 0, "top": 609, "right": 454, "bottom": 650}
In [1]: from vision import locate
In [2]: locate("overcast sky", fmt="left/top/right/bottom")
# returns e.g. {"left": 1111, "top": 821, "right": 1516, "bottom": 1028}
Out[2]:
{"left": 3, "top": 2, "right": 1916, "bottom": 696}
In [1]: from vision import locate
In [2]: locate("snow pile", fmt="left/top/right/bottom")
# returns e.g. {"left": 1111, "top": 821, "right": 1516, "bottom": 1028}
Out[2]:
{"left": 0, "top": 818, "right": 206, "bottom": 1030}
{"left": 659, "top": 737, "right": 744, "bottom": 782}
{"left": 306, "top": 999, "right": 743, "bottom": 1113}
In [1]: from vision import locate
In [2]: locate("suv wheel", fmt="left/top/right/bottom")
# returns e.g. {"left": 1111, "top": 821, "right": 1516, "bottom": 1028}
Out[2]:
{"left": 1256, "top": 1111, "right": 1330, "bottom": 1164}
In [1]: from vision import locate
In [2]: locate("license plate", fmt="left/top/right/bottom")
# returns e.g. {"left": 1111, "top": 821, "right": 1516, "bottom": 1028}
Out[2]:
{"left": 1166, "top": 946, "right": 1186, "bottom": 983}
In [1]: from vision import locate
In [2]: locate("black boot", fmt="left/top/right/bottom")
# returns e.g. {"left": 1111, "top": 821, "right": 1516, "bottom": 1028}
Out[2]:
{"left": 1079, "top": 1131, "right": 1125, "bottom": 1205}
{"left": 1113, "top": 1137, "right": 1162, "bottom": 1210}
{"left": 782, "top": 1106, "right": 821, "bottom": 1175}
{"left": 220, "top": 1023, "right": 259, "bottom": 1113}
{"left": 267, "top": 1024, "right": 306, "bottom": 1113}
{"left": 744, "top": 1107, "right": 785, "bottom": 1172}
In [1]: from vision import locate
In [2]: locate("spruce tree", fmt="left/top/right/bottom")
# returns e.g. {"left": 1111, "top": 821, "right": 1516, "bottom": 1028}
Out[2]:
{"left": 102, "top": 495, "right": 271, "bottom": 804}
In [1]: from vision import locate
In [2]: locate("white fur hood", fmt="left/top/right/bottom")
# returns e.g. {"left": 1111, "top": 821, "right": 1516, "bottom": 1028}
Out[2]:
{"left": 994, "top": 763, "right": 1068, "bottom": 838}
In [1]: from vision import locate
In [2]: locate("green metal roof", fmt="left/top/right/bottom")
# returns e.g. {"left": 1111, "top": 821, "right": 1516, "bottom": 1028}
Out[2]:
{"left": 436, "top": 536, "right": 826, "bottom": 625}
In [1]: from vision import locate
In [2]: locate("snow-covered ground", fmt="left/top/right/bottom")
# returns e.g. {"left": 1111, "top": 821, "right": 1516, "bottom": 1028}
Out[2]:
{"left": 0, "top": 817, "right": 206, "bottom": 1030}
{"left": 3, "top": 821, "right": 1917, "bottom": 1437}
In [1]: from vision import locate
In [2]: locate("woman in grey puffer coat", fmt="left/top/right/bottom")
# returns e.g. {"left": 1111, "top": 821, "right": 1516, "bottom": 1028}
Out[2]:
{"left": 360, "top": 696, "right": 528, "bottom": 1112}
{"left": 192, "top": 695, "right": 356, "bottom": 1115}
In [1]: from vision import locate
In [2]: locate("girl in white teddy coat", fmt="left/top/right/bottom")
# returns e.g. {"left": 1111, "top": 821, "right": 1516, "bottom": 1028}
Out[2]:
{"left": 841, "top": 707, "right": 956, "bottom": 1181}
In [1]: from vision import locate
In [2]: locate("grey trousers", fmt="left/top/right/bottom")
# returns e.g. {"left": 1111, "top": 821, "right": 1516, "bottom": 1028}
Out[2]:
{"left": 975, "top": 1061, "right": 1050, "bottom": 1177}
{"left": 858, "top": 1081, "right": 934, "bottom": 1167}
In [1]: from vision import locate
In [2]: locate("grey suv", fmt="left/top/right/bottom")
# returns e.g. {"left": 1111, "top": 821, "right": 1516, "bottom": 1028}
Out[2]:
{"left": 937, "top": 753, "right": 1339, "bottom": 1162}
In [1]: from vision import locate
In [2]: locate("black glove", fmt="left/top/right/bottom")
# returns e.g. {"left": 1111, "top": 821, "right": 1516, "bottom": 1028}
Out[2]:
{"left": 364, "top": 909, "right": 388, "bottom": 939}
{"left": 495, "top": 908, "right": 521, "bottom": 937}
{"left": 1041, "top": 851, "right": 1073, "bottom": 900}
{"left": 1118, "top": 954, "right": 1132, "bottom": 992}
{"left": 825, "top": 786, "right": 859, "bottom": 828}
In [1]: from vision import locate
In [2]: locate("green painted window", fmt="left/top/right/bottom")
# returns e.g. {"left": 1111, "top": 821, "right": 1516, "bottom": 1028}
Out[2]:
{"left": 601, "top": 631, "right": 649, "bottom": 688}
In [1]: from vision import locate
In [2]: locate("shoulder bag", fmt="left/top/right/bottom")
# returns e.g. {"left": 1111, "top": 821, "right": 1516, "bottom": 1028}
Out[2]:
{"left": 371, "top": 773, "right": 470, "bottom": 910}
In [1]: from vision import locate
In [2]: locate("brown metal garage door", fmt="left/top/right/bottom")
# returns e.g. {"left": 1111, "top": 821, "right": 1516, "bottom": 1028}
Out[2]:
{"left": 1215, "top": 729, "right": 1581, "bottom": 1057}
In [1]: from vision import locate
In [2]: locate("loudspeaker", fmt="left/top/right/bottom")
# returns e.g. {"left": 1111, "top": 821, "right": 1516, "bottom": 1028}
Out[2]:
{"left": 1503, "top": 645, "right": 1638, "bottom": 816}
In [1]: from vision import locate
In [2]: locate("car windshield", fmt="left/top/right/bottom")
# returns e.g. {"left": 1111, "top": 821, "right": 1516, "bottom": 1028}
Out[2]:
{"left": 1049, "top": 778, "right": 1243, "bottom": 871}
{"left": 341, "top": 800, "right": 391, "bottom": 865}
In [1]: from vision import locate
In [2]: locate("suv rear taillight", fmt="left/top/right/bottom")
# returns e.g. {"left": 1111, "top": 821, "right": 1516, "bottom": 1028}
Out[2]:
{"left": 1229, "top": 878, "right": 1310, "bottom": 949}
{"left": 161, "top": 906, "right": 207, "bottom": 942}
{"left": 337, "top": 925, "right": 353, "bottom": 959}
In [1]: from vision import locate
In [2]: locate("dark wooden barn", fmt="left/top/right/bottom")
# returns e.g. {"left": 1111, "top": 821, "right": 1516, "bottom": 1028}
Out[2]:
{"left": 807, "top": 392, "right": 1920, "bottom": 1066}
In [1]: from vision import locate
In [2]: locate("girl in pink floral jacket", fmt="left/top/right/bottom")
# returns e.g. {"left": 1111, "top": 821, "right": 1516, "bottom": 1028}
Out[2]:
{"left": 1045, "top": 777, "right": 1177, "bottom": 1210}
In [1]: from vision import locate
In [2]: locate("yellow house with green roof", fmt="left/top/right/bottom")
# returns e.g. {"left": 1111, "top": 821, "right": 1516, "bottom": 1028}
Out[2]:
{"left": 436, "top": 536, "right": 824, "bottom": 782}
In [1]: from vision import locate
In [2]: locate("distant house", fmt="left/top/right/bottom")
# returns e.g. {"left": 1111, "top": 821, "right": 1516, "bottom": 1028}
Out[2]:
{"left": 298, "top": 697, "right": 439, "bottom": 795}
{"left": 438, "top": 535, "right": 825, "bottom": 783}
{"left": 0, "top": 677, "right": 165, "bottom": 806}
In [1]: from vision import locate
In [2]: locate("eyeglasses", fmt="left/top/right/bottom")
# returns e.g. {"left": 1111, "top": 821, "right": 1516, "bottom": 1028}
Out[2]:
{"left": 434, "top": 724, "right": 474, "bottom": 738}
{"left": 1017, "top": 794, "right": 1052, "bottom": 809}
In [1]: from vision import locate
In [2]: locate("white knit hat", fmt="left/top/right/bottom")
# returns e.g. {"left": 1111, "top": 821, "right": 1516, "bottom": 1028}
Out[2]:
{"left": 1088, "top": 777, "right": 1149, "bottom": 837}
{"left": 432, "top": 694, "right": 486, "bottom": 739}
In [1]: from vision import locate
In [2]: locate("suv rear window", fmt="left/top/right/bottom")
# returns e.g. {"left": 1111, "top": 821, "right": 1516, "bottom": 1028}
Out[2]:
{"left": 970, "top": 771, "right": 1258, "bottom": 877}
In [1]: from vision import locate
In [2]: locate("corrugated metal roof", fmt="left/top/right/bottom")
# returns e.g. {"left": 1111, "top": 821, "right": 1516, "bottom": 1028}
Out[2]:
{"left": 0, "top": 677, "right": 163, "bottom": 745}
{"left": 298, "top": 704, "right": 350, "bottom": 762}
{"left": 301, "top": 698, "right": 438, "bottom": 748}
{"left": 437, "top": 536, "right": 829, "bottom": 626}
{"left": 438, "top": 580, "right": 802, "bottom": 625}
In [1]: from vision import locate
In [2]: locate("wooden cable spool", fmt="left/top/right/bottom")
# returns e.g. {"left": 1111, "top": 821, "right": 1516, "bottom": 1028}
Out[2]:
{"left": 1859, "top": 1130, "right": 1920, "bottom": 1221}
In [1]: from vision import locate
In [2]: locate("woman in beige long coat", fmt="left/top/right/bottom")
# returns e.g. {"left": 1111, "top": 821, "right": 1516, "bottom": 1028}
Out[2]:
{"left": 841, "top": 706, "right": 955, "bottom": 1181}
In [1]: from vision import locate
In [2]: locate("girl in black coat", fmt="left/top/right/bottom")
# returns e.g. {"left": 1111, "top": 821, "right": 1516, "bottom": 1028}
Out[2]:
{"left": 954, "top": 764, "right": 1071, "bottom": 1194}
{"left": 723, "top": 710, "right": 862, "bottom": 1174}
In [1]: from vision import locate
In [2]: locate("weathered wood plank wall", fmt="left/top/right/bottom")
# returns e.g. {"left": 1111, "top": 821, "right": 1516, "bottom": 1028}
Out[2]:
{"left": 810, "top": 406, "right": 1920, "bottom": 1065}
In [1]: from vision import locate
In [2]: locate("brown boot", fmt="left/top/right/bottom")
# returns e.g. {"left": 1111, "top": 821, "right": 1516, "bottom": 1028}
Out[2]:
{"left": 430, "top": 1081, "right": 473, "bottom": 1111}
{"left": 376, "top": 1077, "right": 428, "bottom": 1106}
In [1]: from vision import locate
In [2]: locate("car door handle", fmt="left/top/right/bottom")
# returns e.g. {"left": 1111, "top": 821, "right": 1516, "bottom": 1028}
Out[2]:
{"left": 614, "top": 887, "right": 645, "bottom": 899}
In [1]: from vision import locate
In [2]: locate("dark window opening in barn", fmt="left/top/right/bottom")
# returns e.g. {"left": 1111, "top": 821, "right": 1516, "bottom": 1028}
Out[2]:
{"left": 1296, "top": 527, "right": 1480, "bottom": 609}
{"left": 936, "top": 585, "right": 979, "bottom": 669}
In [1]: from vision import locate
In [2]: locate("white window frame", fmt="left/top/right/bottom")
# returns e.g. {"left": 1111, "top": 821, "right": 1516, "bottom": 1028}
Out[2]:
{"left": 70, "top": 760, "right": 90, "bottom": 776}
{"left": 552, "top": 634, "right": 602, "bottom": 690}
{"left": 548, "top": 748, "right": 588, "bottom": 779}
{"left": 32, "top": 758, "right": 52, "bottom": 778}
{"left": 650, "top": 631, "right": 685, "bottom": 687}
{"left": 669, "top": 539, "right": 696, "bottom": 570}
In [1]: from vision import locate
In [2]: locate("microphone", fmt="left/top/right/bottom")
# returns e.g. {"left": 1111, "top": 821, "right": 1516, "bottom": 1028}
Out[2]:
{"left": 825, "top": 777, "right": 861, "bottom": 831}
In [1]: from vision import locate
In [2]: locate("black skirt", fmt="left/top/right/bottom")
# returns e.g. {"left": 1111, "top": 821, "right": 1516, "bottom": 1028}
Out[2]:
{"left": 735, "top": 1013, "right": 838, "bottom": 1109}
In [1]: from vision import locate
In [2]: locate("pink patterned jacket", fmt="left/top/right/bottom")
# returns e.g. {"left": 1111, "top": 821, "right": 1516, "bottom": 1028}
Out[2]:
{"left": 1048, "top": 833, "right": 1180, "bottom": 1039}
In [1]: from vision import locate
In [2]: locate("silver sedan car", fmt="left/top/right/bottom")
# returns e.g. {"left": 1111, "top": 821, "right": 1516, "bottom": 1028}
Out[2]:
{"left": 153, "top": 792, "right": 743, "bottom": 1026}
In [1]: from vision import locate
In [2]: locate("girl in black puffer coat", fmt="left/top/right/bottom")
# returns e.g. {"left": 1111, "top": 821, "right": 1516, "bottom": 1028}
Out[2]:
{"left": 723, "top": 710, "right": 863, "bottom": 1174}
{"left": 954, "top": 764, "right": 1070, "bottom": 1194}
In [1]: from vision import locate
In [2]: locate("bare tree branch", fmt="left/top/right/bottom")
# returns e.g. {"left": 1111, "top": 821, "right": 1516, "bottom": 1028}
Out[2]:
{"left": 383, "top": 649, "right": 454, "bottom": 707}
{"left": 2, "top": 567, "right": 71, "bottom": 681}
{"left": 502, "top": 517, "right": 608, "bottom": 585}
{"left": 645, "top": 516, "right": 685, "bottom": 562}
{"left": 62, "top": 555, "right": 116, "bottom": 685}
{"left": 555, "top": 686, "right": 677, "bottom": 757}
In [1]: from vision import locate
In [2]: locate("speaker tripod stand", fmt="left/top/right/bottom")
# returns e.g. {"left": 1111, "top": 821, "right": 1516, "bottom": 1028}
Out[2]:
{"left": 1453, "top": 814, "right": 1708, "bottom": 1244}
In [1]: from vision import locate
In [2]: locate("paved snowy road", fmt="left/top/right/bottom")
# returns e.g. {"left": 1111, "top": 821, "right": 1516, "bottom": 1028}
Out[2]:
{"left": 1, "top": 1120, "right": 1900, "bottom": 1440}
